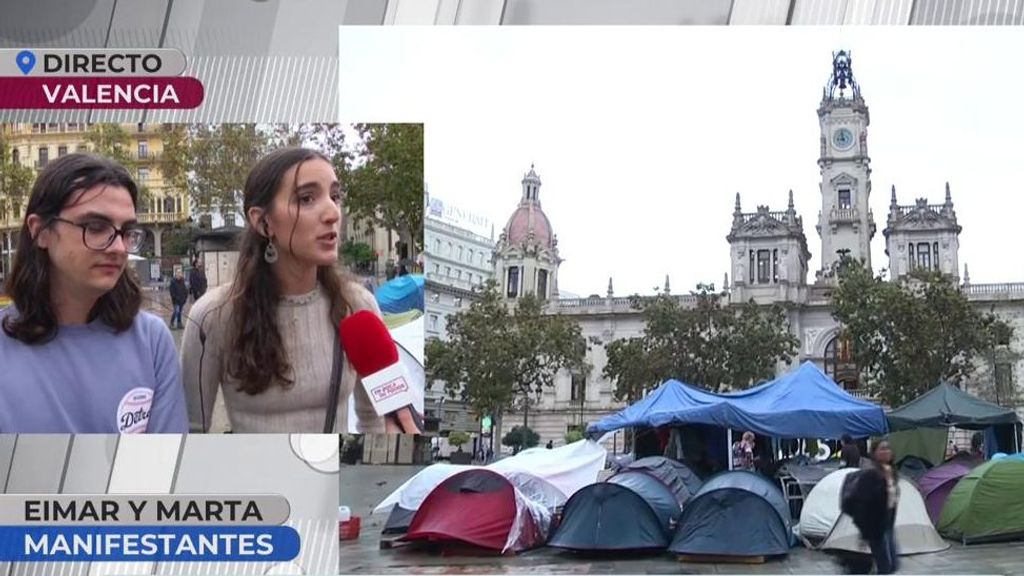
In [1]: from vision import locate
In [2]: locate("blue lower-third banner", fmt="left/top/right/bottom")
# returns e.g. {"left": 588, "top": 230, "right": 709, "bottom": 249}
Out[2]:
{"left": 0, "top": 526, "right": 301, "bottom": 562}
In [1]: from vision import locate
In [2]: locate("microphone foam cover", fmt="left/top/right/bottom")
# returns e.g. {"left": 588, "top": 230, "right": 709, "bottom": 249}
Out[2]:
{"left": 339, "top": 310, "right": 399, "bottom": 375}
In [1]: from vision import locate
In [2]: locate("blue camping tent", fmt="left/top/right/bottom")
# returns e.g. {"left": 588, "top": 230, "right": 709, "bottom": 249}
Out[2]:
{"left": 585, "top": 378, "right": 728, "bottom": 436}
{"left": 375, "top": 274, "right": 424, "bottom": 314}
{"left": 588, "top": 362, "right": 888, "bottom": 439}
{"left": 669, "top": 470, "right": 793, "bottom": 557}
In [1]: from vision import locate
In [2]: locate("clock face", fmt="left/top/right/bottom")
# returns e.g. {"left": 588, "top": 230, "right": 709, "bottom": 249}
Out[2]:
{"left": 832, "top": 128, "right": 854, "bottom": 150}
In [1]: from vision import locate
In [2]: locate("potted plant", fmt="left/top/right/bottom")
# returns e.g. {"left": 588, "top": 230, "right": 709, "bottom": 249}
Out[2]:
{"left": 447, "top": 431, "right": 472, "bottom": 464}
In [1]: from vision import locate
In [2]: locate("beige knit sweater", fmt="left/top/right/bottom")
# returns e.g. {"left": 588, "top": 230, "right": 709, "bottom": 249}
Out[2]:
{"left": 180, "top": 280, "right": 386, "bottom": 433}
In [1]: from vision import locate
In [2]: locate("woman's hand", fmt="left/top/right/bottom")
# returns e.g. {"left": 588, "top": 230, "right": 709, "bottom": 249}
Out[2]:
{"left": 385, "top": 406, "right": 423, "bottom": 434}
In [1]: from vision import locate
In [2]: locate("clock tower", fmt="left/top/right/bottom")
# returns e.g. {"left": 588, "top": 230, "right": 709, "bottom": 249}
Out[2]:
{"left": 816, "top": 50, "right": 876, "bottom": 281}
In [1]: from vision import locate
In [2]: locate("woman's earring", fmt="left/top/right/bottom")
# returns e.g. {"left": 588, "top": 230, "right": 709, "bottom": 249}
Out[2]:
{"left": 264, "top": 237, "right": 279, "bottom": 264}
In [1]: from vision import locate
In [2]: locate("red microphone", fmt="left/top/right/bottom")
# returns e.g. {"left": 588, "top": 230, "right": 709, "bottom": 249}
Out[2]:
{"left": 339, "top": 310, "right": 423, "bottom": 433}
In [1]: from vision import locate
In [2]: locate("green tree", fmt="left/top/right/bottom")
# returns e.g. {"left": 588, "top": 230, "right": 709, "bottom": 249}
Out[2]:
{"left": 446, "top": 430, "right": 470, "bottom": 453}
{"left": 603, "top": 283, "right": 799, "bottom": 400}
{"left": 340, "top": 241, "right": 375, "bottom": 273}
{"left": 0, "top": 130, "right": 33, "bottom": 205}
{"left": 158, "top": 124, "right": 189, "bottom": 194}
{"left": 502, "top": 426, "right": 540, "bottom": 455}
{"left": 83, "top": 124, "right": 150, "bottom": 202}
{"left": 160, "top": 124, "right": 270, "bottom": 217}
{"left": 564, "top": 429, "right": 584, "bottom": 444}
{"left": 425, "top": 281, "right": 589, "bottom": 446}
{"left": 84, "top": 124, "right": 134, "bottom": 168}
{"left": 161, "top": 225, "right": 192, "bottom": 257}
{"left": 346, "top": 124, "right": 423, "bottom": 257}
{"left": 830, "top": 259, "right": 1011, "bottom": 407}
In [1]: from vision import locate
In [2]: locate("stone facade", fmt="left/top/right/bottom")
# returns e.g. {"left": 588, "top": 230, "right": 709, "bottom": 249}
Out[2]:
{"left": 491, "top": 51, "right": 1024, "bottom": 447}
{"left": 423, "top": 192, "right": 497, "bottom": 433}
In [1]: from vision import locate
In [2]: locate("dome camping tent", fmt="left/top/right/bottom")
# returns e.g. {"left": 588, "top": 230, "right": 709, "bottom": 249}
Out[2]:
{"left": 916, "top": 460, "right": 976, "bottom": 525}
{"left": 938, "top": 458, "right": 1024, "bottom": 544}
{"left": 548, "top": 457, "right": 701, "bottom": 551}
{"left": 375, "top": 440, "right": 605, "bottom": 537}
{"left": 799, "top": 468, "right": 948, "bottom": 555}
{"left": 402, "top": 468, "right": 560, "bottom": 553}
{"left": 669, "top": 471, "right": 793, "bottom": 559}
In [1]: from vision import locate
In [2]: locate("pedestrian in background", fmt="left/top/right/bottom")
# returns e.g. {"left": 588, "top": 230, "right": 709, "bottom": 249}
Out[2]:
{"left": 841, "top": 434, "right": 862, "bottom": 468}
{"left": 189, "top": 261, "right": 207, "bottom": 302}
{"left": 168, "top": 270, "right": 188, "bottom": 330}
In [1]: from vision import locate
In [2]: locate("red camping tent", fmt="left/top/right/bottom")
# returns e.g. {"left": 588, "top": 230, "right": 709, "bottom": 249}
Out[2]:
{"left": 403, "top": 468, "right": 552, "bottom": 552}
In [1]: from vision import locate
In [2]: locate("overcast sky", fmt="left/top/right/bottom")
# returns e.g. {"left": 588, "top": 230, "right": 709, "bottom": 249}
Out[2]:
{"left": 340, "top": 26, "right": 1024, "bottom": 297}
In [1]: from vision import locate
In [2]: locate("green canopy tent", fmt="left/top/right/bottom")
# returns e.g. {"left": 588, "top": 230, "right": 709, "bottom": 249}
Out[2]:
{"left": 937, "top": 459, "right": 1024, "bottom": 544}
{"left": 886, "top": 382, "right": 1022, "bottom": 455}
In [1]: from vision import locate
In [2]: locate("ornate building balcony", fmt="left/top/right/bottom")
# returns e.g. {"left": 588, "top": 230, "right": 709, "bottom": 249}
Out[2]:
{"left": 425, "top": 271, "right": 479, "bottom": 292}
{"left": 828, "top": 207, "right": 860, "bottom": 223}
{"left": 139, "top": 211, "right": 188, "bottom": 225}
{"left": 964, "top": 282, "right": 1024, "bottom": 302}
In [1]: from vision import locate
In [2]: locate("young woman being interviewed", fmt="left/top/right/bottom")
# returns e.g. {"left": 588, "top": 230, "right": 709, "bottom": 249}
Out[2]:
{"left": 180, "top": 147, "right": 417, "bottom": 433}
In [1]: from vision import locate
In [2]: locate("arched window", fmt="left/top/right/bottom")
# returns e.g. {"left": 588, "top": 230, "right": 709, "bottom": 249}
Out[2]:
{"left": 824, "top": 333, "right": 859, "bottom": 391}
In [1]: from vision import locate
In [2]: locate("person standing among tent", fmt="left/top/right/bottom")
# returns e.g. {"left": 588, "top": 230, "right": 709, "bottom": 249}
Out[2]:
{"left": 732, "top": 431, "right": 756, "bottom": 471}
{"left": 871, "top": 440, "right": 900, "bottom": 574}
{"left": 842, "top": 440, "right": 900, "bottom": 574}
{"left": 546, "top": 440, "right": 554, "bottom": 449}
{"left": 970, "top": 432, "right": 985, "bottom": 460}
{"left": 841, "top": 434, "right": 862, "bottom": 468}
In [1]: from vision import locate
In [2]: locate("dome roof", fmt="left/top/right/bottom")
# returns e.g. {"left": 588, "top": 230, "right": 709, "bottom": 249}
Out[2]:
{"left": 504, "top": 203, "right": 553, "bottom": 248}
{"left": 502, "top": 164, "right": 555, "bottom": 249}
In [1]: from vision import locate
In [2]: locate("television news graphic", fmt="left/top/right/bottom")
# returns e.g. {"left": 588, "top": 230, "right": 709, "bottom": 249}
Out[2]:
{"left": 339, "top": 310, "right": 424, "bottom": 433}
{"left": 0, "top": 48, "right": 202, "bottom": 109}
{"left": 0, "top": 495, "right": 300, "bottom": 562}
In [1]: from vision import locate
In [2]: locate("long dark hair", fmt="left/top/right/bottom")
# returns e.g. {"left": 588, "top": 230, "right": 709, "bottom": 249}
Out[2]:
{"left": 226, "top": 147, "right": 354, "bottom": 394}
{"left": 2, "top": 153, "right": 141, "bottom": 344}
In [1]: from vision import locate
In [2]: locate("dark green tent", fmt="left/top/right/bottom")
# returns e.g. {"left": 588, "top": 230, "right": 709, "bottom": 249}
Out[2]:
{"left": 887, "top": 382, "right": 1020, "bottom": 432}
{"left": 937, "top": 459, "right": 1024, "bottom": 544}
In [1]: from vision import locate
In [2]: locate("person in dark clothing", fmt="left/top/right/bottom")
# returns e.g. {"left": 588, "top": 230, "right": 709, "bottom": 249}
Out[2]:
{"left": 189, "top": 263, "right": 208, "bottom": 302}
{"left": 970, "top": 432, "right": 985, "bottom": 460}
{"left": 840, "top": 439, "right": 900, "bottom": 574}
{"left": 841, "top": 434, "right": 862, "bottom": 468}
{"left": 168, "top": 271, "right": 188, "bottom": 330}
{"left": 546, "top": 440, "right": 553, "bottom": 449}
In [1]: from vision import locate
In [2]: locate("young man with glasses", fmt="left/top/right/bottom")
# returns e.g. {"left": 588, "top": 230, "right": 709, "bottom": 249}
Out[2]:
{"left": 0, "top": 154, "right": 188, "bottom": 433}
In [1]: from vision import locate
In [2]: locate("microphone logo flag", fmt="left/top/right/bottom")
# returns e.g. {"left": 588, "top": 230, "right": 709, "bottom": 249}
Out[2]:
{"left": 370, "top": 376, "right": 409, "bottom": 404}
{"left": 359, "top": 362, "right": 415, "bottom": 416}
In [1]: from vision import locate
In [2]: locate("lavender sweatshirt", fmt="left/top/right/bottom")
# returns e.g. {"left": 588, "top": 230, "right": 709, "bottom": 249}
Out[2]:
{"left": 0, "top": 307, "right": 188, "bottom": 433}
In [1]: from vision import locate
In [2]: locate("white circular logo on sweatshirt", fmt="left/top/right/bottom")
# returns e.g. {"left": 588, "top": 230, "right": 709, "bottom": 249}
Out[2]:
{"left": 117, "top": 387, "right": 153, "bottom": 433}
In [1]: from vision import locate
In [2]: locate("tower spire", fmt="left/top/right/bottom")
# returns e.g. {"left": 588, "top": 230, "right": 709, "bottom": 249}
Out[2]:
{"left": 945, "top": 181, "right": 952, "bottom": 206}
{"left": 607, "top": 277, "right": 614, "bottom": 299}
{"left": 788, "top": 189, "right": 795, "bottom": 211}
{"left": 824, "top": 49, "right": 861, "bottom": 101}
{"left": 891, "top": 184, "right": 897, "bottom": 207}
{"left": 521, "top": 163, "right": 542, "bottom": 204}
{"left": 664, "top": 275, "right": 671, "bottom": 295}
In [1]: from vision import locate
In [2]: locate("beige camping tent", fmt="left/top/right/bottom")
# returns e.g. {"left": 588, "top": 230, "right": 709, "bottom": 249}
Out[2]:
{"left": 799, "top": 468, "right": 948, "bottom": 555}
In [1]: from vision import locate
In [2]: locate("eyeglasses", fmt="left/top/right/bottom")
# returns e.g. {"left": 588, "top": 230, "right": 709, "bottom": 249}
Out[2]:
{"left": 49, "top": 217, "right": 146, "bottom": 254}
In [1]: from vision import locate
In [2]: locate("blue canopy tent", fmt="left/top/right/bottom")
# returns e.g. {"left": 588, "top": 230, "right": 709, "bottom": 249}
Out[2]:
{"left": 719, "top": 362, "right": 889, "bottom": 439}
{"left": 375, "top": 274, "right": 424, "bottom": 314}
{"left": 586, "top": 378, "right": 728, "bottom": 437}
{"left": 588, "top": 362, "right": 888, "bottom": 440}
